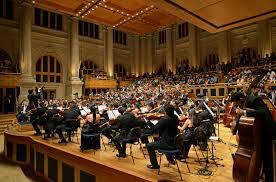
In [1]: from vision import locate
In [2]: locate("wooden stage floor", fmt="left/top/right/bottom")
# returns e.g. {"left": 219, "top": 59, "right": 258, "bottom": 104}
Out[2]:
{"left": 5, "top": 123, "right": 236, "bottom": 182}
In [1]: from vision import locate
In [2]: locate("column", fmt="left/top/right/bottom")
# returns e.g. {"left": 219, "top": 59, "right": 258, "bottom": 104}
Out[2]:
{"left": 134, "top": 35, "right": 140, "bottom": 77}
{"left": 166, "top": 27, "right": 173, "bottom": 72}
{"left": 147, "top": 34, "right": 153, "bottom": 74}
{"left": 257, "top": 20, "right": 272, "bottom": 57}
{"left": 218, "top": 31, "right": 231, "bottom": 63}
{"left": 140, "top": 36, "right": 147, "bottom": 75}
{"left": 129, "top": 35, "right": 135, "bottom": 76}
{"left": 19, "top": 0, "right": 36, "bottom": 102}
{"left": 189, "top": 24, "right": 200, "bottom": 67}
{"left": 172, "top": 25, "right": 177, "bottom": 73}
{"left": 103, "top": 26, "right": 108, "bottom": 72}
{"left": 107, "top": 27, "right": 114, "bottom": 78}
{"left": 66, "top": 17, "right": 83, "bottom": 100}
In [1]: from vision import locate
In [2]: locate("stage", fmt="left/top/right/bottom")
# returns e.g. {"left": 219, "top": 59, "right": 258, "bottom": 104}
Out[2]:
{"left": 3, "top": 124, "right": 236, "bottom": 182}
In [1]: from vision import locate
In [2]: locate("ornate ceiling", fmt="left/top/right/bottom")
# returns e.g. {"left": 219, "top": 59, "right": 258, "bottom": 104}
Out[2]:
{"left": 34, "top": 0, "right": 179, "bottom": 35}
{"left": 34, "top": 0, "right": 276, "bottom": 34}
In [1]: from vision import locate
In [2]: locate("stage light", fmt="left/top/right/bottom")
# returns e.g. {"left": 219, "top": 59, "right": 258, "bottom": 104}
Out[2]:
{"left": 88, "top": 3, "right": 91, "bottom": 5}
{"left": 105, "top": 5, "right": 107, "bottom": 8}
{"left": 85, "top": 6, "right": 87, "bottom": 8}
{"left": 88, "top": 11, "right": 91, "bottom": 13}
{"left": 141, "top": 11, "right": 143, "bottom": 13}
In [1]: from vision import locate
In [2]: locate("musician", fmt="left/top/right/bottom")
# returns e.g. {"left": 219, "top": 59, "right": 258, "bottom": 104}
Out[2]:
{"left": 43, "top": 104, "right": 61, "bottom": 139}
{"left": 222, "top": 93, "right": 229, "bottom": 107}
{"left": 146, "top": 104, "right": 179, "bottom": 169}
{"left": 231, "top": 92, "right": 276, "bottom": 182}
{"left": 16, "top": 100, "right": 28, "bottom": 122}
{"left": 31, "top": 102, "right": 48, "bottom": 135}
{"left": 27, "top": 89, "right": 38, "bottom": 109}
{"left": 178, "top": 117, "right": 195, "bottom": 159}
{"left": 55, "top": 103, "right": 81, "bottom": 143}
{"left": 112, "top": 107, "right": 141, "bottom": 158}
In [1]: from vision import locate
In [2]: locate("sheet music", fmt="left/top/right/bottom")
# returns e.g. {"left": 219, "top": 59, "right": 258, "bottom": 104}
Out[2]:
{"left": 98, "top": 105, "right": 107, "bottom": 114}
{"left": 112, "top": 110, "right": 120, "bottom": 118}
{"left": 107, "top": 110, "right": 116, "bottom": 120}
{"left": 174, "top": 111, "right": 180, "bottom": 119}
{"left": 140, "top": 107, "right": 148, "bottom": 113}
{"left": 83, "top": 107, "right": 91, "bottom": 114}
{"left": 150, "top": 120, "right": 158, "bottom": 125}
{"left": 179, "top": 107, "right": 183, "bottom": 114}
{"left": 80, "top": 110, "right": 87, "bottom": 117}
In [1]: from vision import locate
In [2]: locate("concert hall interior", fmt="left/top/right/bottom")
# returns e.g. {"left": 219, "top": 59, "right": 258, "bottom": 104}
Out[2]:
{"left": 0, "top": 0, "right": 276, "bottom": 182}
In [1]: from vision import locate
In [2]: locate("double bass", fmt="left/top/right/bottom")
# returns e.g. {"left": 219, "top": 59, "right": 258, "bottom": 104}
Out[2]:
{"left": 232, "top": 71, "right": 267, "bottom": 182}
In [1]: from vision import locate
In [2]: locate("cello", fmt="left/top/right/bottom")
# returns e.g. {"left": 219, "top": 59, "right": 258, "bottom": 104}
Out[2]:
{"left": 232, "top": 71, "right": 267, "bottom": 182}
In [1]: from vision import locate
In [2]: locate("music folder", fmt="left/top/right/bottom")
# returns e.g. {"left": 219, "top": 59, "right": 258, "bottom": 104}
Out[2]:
{"left": 106, "top": 110, "right": 120, "bottom": 120}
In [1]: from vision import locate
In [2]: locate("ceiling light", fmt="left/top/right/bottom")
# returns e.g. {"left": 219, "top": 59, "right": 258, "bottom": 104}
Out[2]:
{"left": 141, "top": 11, "right": 143, "bottom": 13}
{"left": 132, "top": 16, "right": 134, "bottom": 18}
{"left": 96, "top": 5, "right": 98, "bottom": 8}
{"left": 88, "top": 3, "right": 91, "bottom": 5}
{"left": 136, "top": 13, "right": 139, "bottom": 15}
{"left": 151, "top": 5, "right": 154, "bottom": 8}
{"left": 32, "top": 0, "right": 35, "bottom": 3}
{"left": 121, "top": 12, "right": 124, "bottom": 14}
{"left": 112, "top": 25, "right": 115, "bottom": 27}
{"left": 88, "top": 11, "right": 91, "bottom": 13}
{"left": 82, "top": 8, "right": 84, "bottom": 11}
{"left": 117, "top": 10, "right": 119, "bottom": 12}
{"left": 85, "top": 13, "right": 87, "bottom": 16}
{"left": 145, "top": 8, "right": 148, "bottom": 10}
{"left": 92, "top": 8, "right": 94, "bottom": 10}
{"left": 85, "top": 6, "right": 87, "bottom": 8}
{"left": 91, "top": 0, "right": 94, "bottom": 2}
{"left": 103, "top": 0, "right": 106, "bottom": 2}
{"left": 110, "top": 8, "right": 113, "bottom": 10}
{"left": 82, "top": 16, "right": 84, "bottom": 18}
{"left": 104, "top": 5, "right": 107, "bottom": 7}
{"left": 99, "top": 2, "right": 102, "bottom": 5}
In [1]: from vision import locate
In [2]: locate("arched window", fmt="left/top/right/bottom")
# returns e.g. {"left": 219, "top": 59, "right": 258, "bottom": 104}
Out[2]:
{"left": 80, "top": 60, "right": 98, "bottom": 75}
{"left": 35, "top": 56, "right": 62, "bottom": 83}
{"left": 114, "top": 64, "right": 126, "bottom": 77}
{"left": 0, "top": 49, "right": 17, "bottom": 73}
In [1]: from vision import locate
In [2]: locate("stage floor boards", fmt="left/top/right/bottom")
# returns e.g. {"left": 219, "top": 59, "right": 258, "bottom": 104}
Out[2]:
{"left": 6, "top": 124, "right": 237, "bottom": 182}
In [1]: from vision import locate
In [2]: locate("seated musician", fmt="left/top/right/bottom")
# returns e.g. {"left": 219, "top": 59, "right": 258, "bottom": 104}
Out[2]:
{"left": 16, "top": 100, "right": 28, "bottom": 122}
{"left": 231, "top": 92, "right": 276, "bottom": 182}
{"left": 56, "top": 103, "right": 81, "bottom": 143}
{"left": 177, "top": 115, "right": 195, "bottom": 159}
{"left": 31, "top": 102, "right": 48, "bottom": 136}
{"left": 43, "top": 104, "right": 61, "bottom": 139}
{"left": 112, "top": 107, "right": 142, "bottom": 158}
{"left": 146, "top": 104, "right": 179, "bottom": 169}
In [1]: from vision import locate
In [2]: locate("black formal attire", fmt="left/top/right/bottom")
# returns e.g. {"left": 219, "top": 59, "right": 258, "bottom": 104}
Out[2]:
{"left": 16, "top": 105, "right": 28, "bottom": 122}
{"left": 28, "top": 93, "right": 39, "bottom": 109}
{"left": 112, "top": 112, "right": 141, "bottom": 156}
{"left": 146, "top": 115, "right": 179, "bottom": 167}
{"left": 56, "top": 108, "right": 81, "bottom": 142}
{"left": 182, "top": 127, "right": 195, "bottom": 158}
{"left": 44, "top": 108, "right": 61, "bottom": 138}
{"left": 244, "top": 96, "right": 276, "bottom": 182}
{"left": 31, "top": 107, "right": 47, "bottom": 134}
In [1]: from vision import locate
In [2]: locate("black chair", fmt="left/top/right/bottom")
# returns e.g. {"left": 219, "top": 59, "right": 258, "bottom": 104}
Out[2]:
{"left": 158, "top": 133, "right": 190, "bottom": 181}
{"left": 65, "top": 118, "right": 81, "bottom": 142}
{"left": 121, "top": 127, "right": 142, "bottom": 164}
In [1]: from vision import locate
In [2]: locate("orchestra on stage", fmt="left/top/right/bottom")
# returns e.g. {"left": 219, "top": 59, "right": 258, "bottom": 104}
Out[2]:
{"left": 15, "top": 68, "right": 276, "bottom": 182}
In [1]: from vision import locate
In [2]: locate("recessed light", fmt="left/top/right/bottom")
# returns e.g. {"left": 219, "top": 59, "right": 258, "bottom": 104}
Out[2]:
{"left": 85, "top": 13, "right": 87, "bottom": 16}
{"left": 104, "top": 5, "right": 107, "bottom": 7}
{"left": 99, "top": 2, "right": 102, "bottom": 5}
{"left": 113, "top": 25, "right": 115, "bottom": 27}
{"left": 32, "top": 0, "right": 35, "bottom": 3}
{"left": 88, "top": 11, "right": 91, "bottom": 13}
{"left": 85, "top": 6, "right": 87, "bottom": 8}
{"left": 82, "top": 16, "right": 84, "bottom": 18}
{"left": 88, "top": 3, "right": 91, "bottom": 5}
{"left": 103, "top": 0, "right": 106, "bottom": 2}
{"left": 82, "top": 9, "right": 84, "bottom": 11}
{"left": 92, "top": 8, "right": 94, "bottom": 10}
{"left": 151, "top": 5, "right": 154, "bottom": 8}
{"left": 145, "top": 8, "right": 148, "bottom": 10}
{"left": 141, "top": 11, "right": 143, "bottom": 13}
{"left": 117, "top": 10, "right": 119, "bottom": 12}
{"left": 96, "top": 5, "right": 98, "bottom": 8}
{"left": 111, "top": 8, "right": 113, "bottom": 10}
{"left": 91, "top": 0, "right": 94, "bottom": 2}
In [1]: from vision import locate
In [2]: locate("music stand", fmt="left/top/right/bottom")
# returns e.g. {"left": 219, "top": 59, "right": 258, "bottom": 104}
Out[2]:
{"left": 212, "top": 100, "right": 226, "bottom": 144}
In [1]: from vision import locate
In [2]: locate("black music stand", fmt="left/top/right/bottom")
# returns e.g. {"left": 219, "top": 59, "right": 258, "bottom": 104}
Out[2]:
{"left": 212, "top": 100, "right": 226, "bottom": 144}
